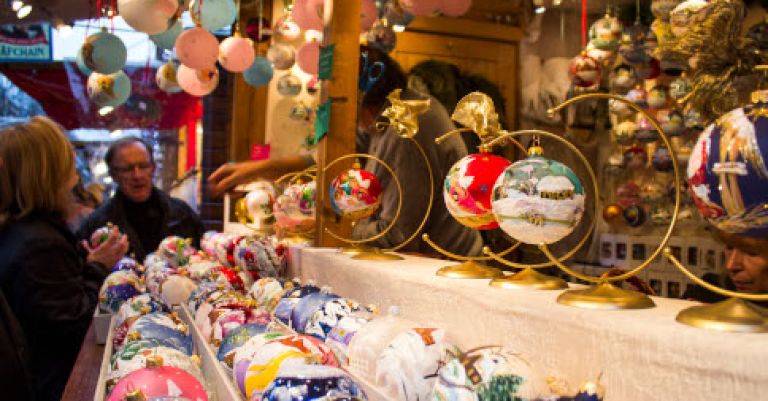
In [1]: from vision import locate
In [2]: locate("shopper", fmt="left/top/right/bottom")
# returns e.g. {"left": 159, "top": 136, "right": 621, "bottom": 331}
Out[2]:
{"left": 208, "top": 46, "right": 482, "bottom": 256}
{"left": 77, "top": 137, "right": 205, "bottom": 261}
{"left": 0, "top": 116, "right": 129, "bottom": 401}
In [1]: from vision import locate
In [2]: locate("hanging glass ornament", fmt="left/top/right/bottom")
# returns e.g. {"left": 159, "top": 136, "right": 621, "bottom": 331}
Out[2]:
{"left": 273, "top": 15, "right": 301, "bottom": 42}
{"left": 605, "top": 150, "right": 626, "bottom": 176}
{"left": 622, "top": 204, "right": 647, "bottom": 227}
{"left": 613, "top": 120, "right": 637, "bottom": 145}
{"left": 623, "top": 146, "right": 648, "bottom": 170}
{"left": 189, "top": 0, "right": 237, "bottom": 32}
{"left": 588, "top": 13, "right": 623, "bottom": 51}
{"left": 87, "top": 71, "right": 132, "bottom": 108}
{"left": 243, "top": 57, "right": 274, "bottom": 87}
{"left": 444, "top": 152, "right": 511, "bottom": 230}
{"left": 585, "top": 42, "right": 614, "bottom": 66}
{"left": 603, "top": 203, "right": 624, "bottom": 223}
{"left": 669, "top": 74, "right": 692, "bottom": 100}
{"left": 657, "top": 109, "right": 685, "bottom": 136}
{"left": 568, "top": 53, "right": 601, "bottom": 91}
{"left": 176, "top": 65, "right": 219, "bottom": 96}
{"left": 79, "top": 29, "right": 127, "bottom": 75}
{"left": 640, "top": 180, "right": 666, "bottom": 203}
{"left": 156, "top": 61, "right": 182, "bottom": 93}
{"left": 276, "top": 73, "right": 302, "bottom": 97}
{"left": 652, "top": 147, "right": 674, "bottom": 172}
{"left": 330, "top": 163, "right": 383, "bottom": 220}
{"left": 610, "top": 64, "right": 636, "bottom": 92}
{"left": 647, "top": 85, "right": 670, "bottom": 109}
{"left": 625, "top": 86, "right": 648, "bottom": 109}
{"left": 150, "top": 20, "right": 183, "bottom": 50}
{"left": 267, "top": 43, "right": 296, "bottom": 70}
{"left": 616, "top": 181, "right": 642, "bottom": 207}
{"left": 635, "top": 115, "right": 659, "bottom": 143}
{"left": 619, "top": 22, "right": 650, "bottom": 65}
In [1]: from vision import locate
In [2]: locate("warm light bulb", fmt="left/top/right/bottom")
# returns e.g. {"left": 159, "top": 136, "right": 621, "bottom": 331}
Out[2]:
{"left": 98, "top": 106, "right": 115, "bottom": 116}
{"left": 17, "top": 4, "right": 32, "bottom": 19}
{"left": 56, "top": 23, "right": 73, "bottom": 37}
{"left": 11, "top": 1, "right": 23, "bottom": 11}
{"left": 392, "top": 24, "right": 405, "bottom": 33}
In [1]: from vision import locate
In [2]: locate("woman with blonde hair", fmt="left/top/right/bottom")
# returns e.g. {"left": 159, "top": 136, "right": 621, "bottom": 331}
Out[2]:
{"left": 0, "top": 116, "right": 128, "bottom": 401}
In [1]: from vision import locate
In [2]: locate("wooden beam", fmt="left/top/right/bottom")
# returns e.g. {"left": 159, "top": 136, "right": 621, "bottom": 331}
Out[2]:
{"left": 314, "top": 0, "right": 361, "bottom": 247}
{"left": 406, "top": 16, "right": 523, "bottom": 43}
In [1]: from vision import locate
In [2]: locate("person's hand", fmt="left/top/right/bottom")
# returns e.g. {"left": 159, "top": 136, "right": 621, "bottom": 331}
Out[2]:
{"left": 207, "top": 160, "right": 265, "bottom": 198}
{"left": 82, "top": 227, "right": 129, "bottom": 270}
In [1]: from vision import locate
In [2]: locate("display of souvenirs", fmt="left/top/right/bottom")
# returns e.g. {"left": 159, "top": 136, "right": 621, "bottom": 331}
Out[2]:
{"left": 568, "top": 53, "right": 601, "bottom": 90}
{"left": 107, "top": 343, "right": 204, "bottom": 391}
{"left": 444, "top": 153, "right": 511, "bottom": 230}
{"left": 111, "top": 256, "right": 144, "bottom": 275}
{"left": 115, "top": 293, "right": 170, "bottom": 327}
{"left": 245, "top": 181, "right": 277, "bottom": 225}
{"left": 274, "top": 283, "right": 321, "bottom": 325}
{"left": 491, "top": 150, "right": 586, "bottom": 245}
{"left": 330, "top": 164, "right": 383, "bottom": 220}
{"left": 158, "top": 235, "right": 194, "bottom": 267}
{"left": 99, "top": 270, "right": 145, "bottom": 313}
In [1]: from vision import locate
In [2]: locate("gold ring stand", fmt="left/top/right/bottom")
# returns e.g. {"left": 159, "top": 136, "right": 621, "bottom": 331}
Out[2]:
{"left": 423, "top": 126, "right": 528, "bottom": 279}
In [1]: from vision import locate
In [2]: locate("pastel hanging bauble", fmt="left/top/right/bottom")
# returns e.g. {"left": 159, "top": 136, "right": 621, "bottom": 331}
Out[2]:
{"left": 273, "top": 15, "right": 301, "bottom": 42}
{"left": 623, "top": 146, "right": 648, "bottom": 170}
{"left": 401, "top": 0, "right": 439, "bottom": 17}
{"left": 613, "top": 120, "right": 637, "bottom": 145}
{"left": 150, "top": 19, "right": 183, "bottom": 50}
{"left": 243, "top": 57, "right": 274, "bottom": 87}
{"left": 670, "top": 75, "right": 691, "bottom": 100}
{"left": 491, "top": 151, "right": 586, "bottom": 245}
{"left": 443, "top": 153, "right": 511, "bottom": 230}
{"left": 245, "top": 16, "right": 273, "bottom": 43}
{"left": 619, "top": 22, "right": 650, "bottom": 65}
{"left": 117, "top": 0, "right": 178, "bottom": 35}
{"left": 625, "top": 86, "right": 648, "bottom": 109}
{"left": 277, "top": 74, "right": 303, "bottom": 97}
{"left": 330, "top": 165, "right": 383, "bottom": 220}
{"left": 647, "top": 85, "right": 670, "bottom": 109}
{"left": 176, "top": 65, "right": 219, "bottom": 97}
{"left": 568, "top": 53, "right": 601, "bottom": 89}
{"left": 292, "top": 0, "right": 324, "bottom": 31}
{"left": 175, "top": 27, "right": 219, "bottom": 69}
{"left": 189, "top": 0, "right": 237, "bottom": 32}
{"left": 219, "top": 35, "right": 256, "bottom": 73}
{"left": 366, "top": 20, "right": 397, "bottom": 53}
{"left": 87, "top": 71, "right": 132, "bottom": 108}
{"left": 438, "top": 0, "right": 472, "bottom": 17}
{"left": 657, "top": 109, "right": 685, "bottom": 136}
{"left": 585, "top": 42, "right": 614, "bottom": 66}
{"left": 267, "top": 43, "right": 296, "bottom": 70}
{"left": 652, "top": 147, "right": 674, "bottom": 172}
{"left": 588, "top": 13, "right": 623, "bottom": 51}
{"left": 610, "top": 64, "right": 636, "bottom": 90}
{"left": 635, "top": 115, "right": 659, "bottom": 143}
{"left": 156, "top": 62, "right": 183, "bottom": 93}
{"left": 79, "top": 30, "right": 127, "bottom": 74}
{"left": 616, "top": 181, "right": 641, "bottom": 208}
{"left": 296, "top": 41, "right": 321, "bottom": 76}
{"left": 360, "top": 0, "right": 378, "bottom": 32}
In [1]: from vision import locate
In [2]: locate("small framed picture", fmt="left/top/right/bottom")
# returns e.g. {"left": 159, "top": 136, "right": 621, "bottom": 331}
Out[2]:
{"left": 601, "top": 241, "right": 613, "bottom": 259}
{"left": 616, "top": 242, "right": 627, "bottom": 261}
{"left": 670, "top": 246, "right": 682, "bottom": 262}
{"left": 705, "top": 250, "right": 716, "bottom": 270}
{"left": 632, "top": 243, "right": 646, "bottom": 261}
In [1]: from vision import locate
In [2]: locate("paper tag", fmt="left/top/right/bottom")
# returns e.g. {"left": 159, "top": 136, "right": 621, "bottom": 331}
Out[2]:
{"left": 314, "top": 100, "right": 332, "bottom": 143}
{"left": 318, "top": 44, "right": 335, "bottom": 80}
{"left": 250, "top": 143, "right": 271, "bottom": 160}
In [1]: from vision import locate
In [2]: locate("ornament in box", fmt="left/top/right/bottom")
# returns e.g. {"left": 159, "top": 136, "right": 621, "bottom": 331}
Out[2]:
{"left": 158, "top": 274, "right": 197, "bottom": 306}
{"left": 99, "top": 270, "right": 144, "bottom": 313}
{"left": 330, "top": 164, "right": 383, "bottom": 220}
{"left": 274, "top": 283, "right": 321, "bottom": 325}
{"left": 291, "top": 290, "right": 340, "bottom": 333}
{"left": 263, "top": 365, "right": 367, "bottom": 401}
{"left": 444, "top": 153, "right": 511, "bottom": 230}
{"left": 106, "top": 365, "right": 208, "bottom": 401}
{"left": 111, "top": 257, "right": 144, "bottom": 276}
{"left": 217, "top": 324, "right": 268, "bottom": 367}
{"left": 248, "top": 277, "right": 286, "bottom": 312}
{"left": 115, "top": 293, "right": 170, "bottom": 327}
{"left": 304, "top": 297, "right": 358, "bottom": 341}
{"left": 127, "top": 312, "right": 193, "bottom": 355}
{"left": 107, "top": 343, "right": 203, "bottom": 392}
{"left": 232, "top": 332, "right": 286, "bottom": 394}
{"left": 347, "top": 308, "right": 418, "bottom": 381}
{"left": 491, "top": 148, "right": 586, "bottom": 245}
{"left": 158, "top": 235, "right": 193, "bottom": 267}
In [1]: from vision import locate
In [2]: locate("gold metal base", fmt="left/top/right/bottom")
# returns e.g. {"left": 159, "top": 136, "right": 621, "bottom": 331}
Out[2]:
{"left": 436, "top": 260, "right": 504, "bottom": 279}
{"left": 351, "top": 248, "right": 404, "bottom": 261}
{"left": 339, "top": 245, "right": 375, "bottom": 256}
{"left": 676, "top": 297, "right": 768, "bottom": 333}
{"left": 557, "top": 282, "right": 655, "bottom": 309}
{"left": 489, "top": 268, "right": 568, "bottom": 290}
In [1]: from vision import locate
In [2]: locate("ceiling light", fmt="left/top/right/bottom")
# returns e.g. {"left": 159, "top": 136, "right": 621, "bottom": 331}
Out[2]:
{"left": 16, "top": 4, "right": 32, "bottom": 19}
{"left": 392, "top": 24, "right": 405, "bottom": 33}
{"left": 552, "top": 0, "right": 562, "bottom": 5}
{"left": 98, "top": 106, "right": 115, "bottom": 116}
{"left": 56, "top": 22, "right": 73, "bottom": 37}
{"left": 535, "top": 6, "right": 546, "bottom": 14}
{"left": 11, "top": 1, "right": 23, "bottom": 11}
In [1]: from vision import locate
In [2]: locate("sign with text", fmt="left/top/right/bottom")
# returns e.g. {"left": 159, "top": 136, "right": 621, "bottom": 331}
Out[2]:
{"left": 0, "top": 23, "right": 52, "bottom": 62}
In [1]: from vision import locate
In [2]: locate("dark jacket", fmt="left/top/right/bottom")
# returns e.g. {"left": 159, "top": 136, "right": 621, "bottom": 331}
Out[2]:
{"left": 77, "top": 187, "right": 204, "bottom": 262}
{"left": 0, "top": 212, "right": 108, "bottom": 401}
{"left": 0, "top": 288, "right": 36, "bottom": 401}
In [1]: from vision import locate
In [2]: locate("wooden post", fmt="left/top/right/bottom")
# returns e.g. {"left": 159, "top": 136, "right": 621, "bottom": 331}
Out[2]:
{"left": 314, "top": 0, "right": 361, "bottom": 247}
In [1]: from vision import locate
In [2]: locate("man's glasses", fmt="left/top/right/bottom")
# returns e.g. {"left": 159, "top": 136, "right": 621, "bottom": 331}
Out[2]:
{"left": 111, "top": 162, "right": 153, "bottom": 175}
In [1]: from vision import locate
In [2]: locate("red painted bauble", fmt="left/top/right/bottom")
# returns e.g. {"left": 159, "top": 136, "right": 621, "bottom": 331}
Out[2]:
{"left": 443, "top": 153, "right": 511, "bottom": 229}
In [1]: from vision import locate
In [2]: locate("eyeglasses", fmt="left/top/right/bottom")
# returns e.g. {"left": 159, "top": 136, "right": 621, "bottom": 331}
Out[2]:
{"left": 111, "top": 162, "right": 153, "bottom": 175}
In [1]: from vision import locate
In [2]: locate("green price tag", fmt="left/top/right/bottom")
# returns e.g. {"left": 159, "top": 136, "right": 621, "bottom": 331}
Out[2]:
{"left": 314, "top": 100, "right": 332, "bottom": 143}
{"left": 318, "top": 44, "right": 335, "bottom": 80}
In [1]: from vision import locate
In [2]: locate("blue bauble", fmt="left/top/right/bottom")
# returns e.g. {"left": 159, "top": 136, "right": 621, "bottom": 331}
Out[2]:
{"left": 216, "top": 323, "right": 268, "bottom": 364}
{"left": 128, "top": 313, "right": 193, "bottom": 355}
{"left": 150, "top": 20, "right": 183, "bottom": 50}
{"left": 243, "top": 57, "right": 274, "bottom": 87}
{"left": 99, "top": 270, "right": 144, "bottom": 313}
{"left": 112, "top": 257, "right": 144, "bottom": 276}
{"left": 273, "top": 284, "right": 320, "bottom": 325}
{"left": 688, "top": 103, "right": 768, "bottom": 237}
{"left": 79, "top": 29, "right": 127, "bottom": 74}
{"left": 290, "top": 291, "right": 339, "bottom": 334}
{"left": 262, "top": 365, "right": 367, "bottom": 401}
{"left": 190, "top": 0, "right": 237, "bottom": 32}
{"left": 75, "top": 49, "right": 92, "bottom": 76}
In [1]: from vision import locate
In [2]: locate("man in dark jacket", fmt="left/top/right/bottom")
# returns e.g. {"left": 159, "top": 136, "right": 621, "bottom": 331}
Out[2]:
{"left": 77, "top": 138, "right": 204, "bottom": 261}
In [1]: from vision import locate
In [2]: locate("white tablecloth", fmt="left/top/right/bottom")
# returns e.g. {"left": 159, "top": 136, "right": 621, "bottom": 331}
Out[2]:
{"left": 288, "top": 247, "right": 768, "bottom": 401}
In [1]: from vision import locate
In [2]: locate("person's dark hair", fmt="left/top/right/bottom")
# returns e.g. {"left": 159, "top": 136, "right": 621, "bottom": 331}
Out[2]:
{"left": 104, "top": 137, "right": 155, "bottom": 170}
{"left": 359, "top": 45, "right": 407, "bottom": 111}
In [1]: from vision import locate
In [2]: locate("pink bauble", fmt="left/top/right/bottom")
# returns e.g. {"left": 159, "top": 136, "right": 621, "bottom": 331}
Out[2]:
{"left": 401, "top": 0, "right": 439, "bottom": 16}
{"left": 117, "top": 0, "right": 179, "bottom": 35}
{"left": 296, "top": 41, "right": 320, "bottom": 75}
{"left": 360, "top": 0, "right": 378, "bottom": 32}
{"left": 177, "top": 65, "right": 219, "bottom": 97}
{"left": 219, "top": 36, "right": 255, "bottom": 73}
{"left": 106, "top": 366, "right": 208, "bottom": 401}
{"left": 292, "top": 0, "right": 324, "bottom": 31}
{"left": 175, "top": 27, "right": 219, "bottom": 69}
{"left": 439, "top": 0, "right": 472, "bottom": 17}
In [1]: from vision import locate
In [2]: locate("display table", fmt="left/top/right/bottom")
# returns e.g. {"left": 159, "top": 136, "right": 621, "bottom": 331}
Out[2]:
{"left": 288, "top": 247, "right": 768, "bottom": 401}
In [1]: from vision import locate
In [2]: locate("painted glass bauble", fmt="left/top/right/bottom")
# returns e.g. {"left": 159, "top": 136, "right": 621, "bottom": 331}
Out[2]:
{"left": 602, "top": 203, "right": 623, "bottom": 223}
{"left": 329, "top": 165, "right": 383, "bottom": 220}
{"left": 292, "top": 0, "right": 324, "bottom": 31}
{"left": 670, "top": 75, "right": 692, "bottom": 100}
{"left": 625, "top": 87, "right": 648, "bottom": 108}
{"left": 438, "top": 0, "right": 473, "bottom": 17}
{"left": 652, "top": 0, "right": 682, "bottom": 21}
{"left": 127, "top": 313, "right": 193, "bottom": 355}
{"left": 619, "top": 22, "right": 650, "bottom": 65}
{"left": 588, "top": 14, "right": 623, "bottom": 51}
{"left": 217, "top": 324, "right": 268, "bottom": 367}
{"left": 156, "top": 62, "right": 182, "bottom": 93}
{"left": 613, "top": 120, "right": 637, "bottom": 145}
{"left": 274, "top": 181, "right": 316, "bottom": 235}
{"left": 296, "top": 41, "right": 320, "bottom": 75}
{"left": 274, "top": 284, "right": 321, "bottom": 326}
{"left": 208, "top": 306, "right": 268, "bottom": 344}
{"left": 273, "top": 15, "right": 301, "bottom": 42}
{"left": 684, "top": 107, "right": 705, "bottom": 130}
{"left": 585, "top": 42, "right": 614, "bottom": 66}
{"left": 611, "top": 64, "right": 636, "bottom": 90}
{"left": 144, "top": 261, "right": 176, "bottom": 296}
{"left": 248, "top": 277, "right": 286, "bottom": 312}
{"left": 117, "top": 0, "right": 178, "bottom": 35}
{"left": 79, "top": 30, "right": 127, "bottom": 74}
{"left": 150, "top": 20, "right": 183, "bottom": 50}
{"left": 87, "top": 71, "right": 131, "bottom": 108}
{"left": 658, "top": 109, "right": 685, "bottom": 137}
{"left": 263, "top": 365, "right": 366, "bottom": 401}
{"left": 189, "top": 0, "right": 237, "bottom": 32}
{"left": 267, "top": 43, "right": 296, "bottom": 70}
{"left": 640, "top": 181, "right": 666, "bottom": 203}
{"left": 623, "top": 146, "right": 648, "bottom": 170}
{"left": 175, "top": 27, "right": 219, "bottom": 69}
{"left": 366, "top": 20, "right": 397, "bottom": 54}
{"left": 491, "top": 154, "right": 586, "bottom": 245}
{"left": 99, "top": 270, "right": 144, "bottom": 313}
{"left": 622, "top": 204, "right": 647, "bottom": 227}
{"left": 243, "top": 56, "right": 274, "bottom": 87}
{"left": 687, "top": 103, "right": 768, "bottom": 237}
{"left": 648, "top": 85, "right": 670, "bottom": 109}
{"left": 158, "top": 275, "right": 197, "bottom": 306}
{"left": 608, "top": 98, "right": 633, "bottom": 118}
{"left": 291, "top": 291, "right": 340, "bottom": 333}
{"left": 219, "top": 35, "right": 255, "bottom": 73}
{"left": 276, "top": 74, "right": 302, "bottom": 96}
{"left": 304, "top": 297, "right": 356, "bottom": 341}
{"left": 568, "top": 53, "right": 601, "bottom": 89}
{"left": 652, "top": 147, "right": 674, "bottom": 172}
{"left": 176, "top": 65, "right": 219, "bottom": 97}
{"left": 232, "top": 332, "right": 286, "bottom": 393}
{"left": 115, "top": 293, "right": 170, "bottom": 327}
{"left": 616, "top": 181, "right": 641, "bottom": 208}
{"left": 106, "top": 365, "right": 208, "bottom": 401}
{"left": 112, "top": 257, "right": 144, "bottom": 276}
{"left": 245, "top": 181, "right": 276, "bottom": 223}
{"left": 635, "top": 115, "right": 659, "bottom": 143}
{"left": 444, "top": 153, "right": 511, "bottom": 230}
{"left": 158, "top": 236, "right": 193, "bottom": 267}
{"left": 670, "top": 0, "right": 711, "bottom": 38}
{"left": 233, "top": 236, "right": 284, "bottom": 279}
{"left": 244, "top": 16, "right": 273, "bottom": 43}
{"left": 108, "top": 344, "right": 203, "bottom": 391}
